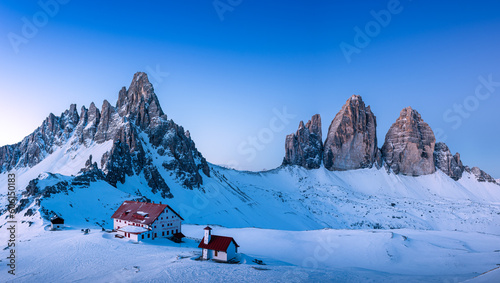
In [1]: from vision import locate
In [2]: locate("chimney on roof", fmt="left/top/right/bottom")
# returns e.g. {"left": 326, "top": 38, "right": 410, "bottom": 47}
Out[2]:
{"left": 204, "top": 226, "right": 212, "bottom": 245}
{"left": 159, "top": 201, "right": 162, "bottom": 204}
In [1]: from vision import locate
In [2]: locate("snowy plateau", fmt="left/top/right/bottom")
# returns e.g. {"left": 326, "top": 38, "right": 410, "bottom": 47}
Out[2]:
{"left": 1, "top": 72, "right": 500, "bottom": 282}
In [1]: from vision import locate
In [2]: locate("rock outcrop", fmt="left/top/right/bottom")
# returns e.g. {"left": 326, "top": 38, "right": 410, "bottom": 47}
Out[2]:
{"left": 433, "top": 142, "right": 464, "bottom": 180}
{"left": 61, "top": 104, "right": 80, "bottom": 138}
{"left": 466, "top": 166, "right": 497, "bottom": 183}
{"left": 116, "top": 72, "right": 165, "bottom": 129}
{"left": 0, "top": 72, "right": 210, "bottom": 196}
{"left": 323, "top": 95, "right": 378, "bottom": 171}
{"left": 0, "top": 104, "right": 81, "bottom": 172}
{"left": 73, "top": 102, "right": 101, "bottom": 144}
{"left": 282, "top": 114, "right": 323, "bottom": 169}
{"left": 94, "top": 100, "right": 121, "bottom": 143}
{"left": 382, "top": 107, "right": 436, "bottom": 176}
{"left": 102, "top": 73, "right": 209, "bottom": 190}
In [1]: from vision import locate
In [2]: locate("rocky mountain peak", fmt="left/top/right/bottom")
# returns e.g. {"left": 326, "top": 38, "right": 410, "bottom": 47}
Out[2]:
{"left": 298, "top": 120, "right": 305, "bottom": 129}
{"left": 467, "top": 166, "right": 497, "bottom": 183}
{"left": 94, "top": 100, "right": 119, "bottom": 143}
{"left": 433, "top": 142, "right": 464, "bottom": 180}
{"left": 116, "top": 72, "right": 165, "bottom": 129}
{"left": 349, "top": 94, "right": 362, "bottom": 102}
{"left": 305, "top": 114, "right": 322, "bottom": 142}
{"left": 282, "top": 114, "right": 323, "bottom": 169}
{"left": 323, "top": 95, "right": 378, "bottom": 171}
{"left": 382, "top": 107, "right": 436, "bottom": 176}
{"left": 399, "top": 107, "right": 419, "bottom": 122}
{"left": 62, "top": 104, "right": 80, "bottom": 130}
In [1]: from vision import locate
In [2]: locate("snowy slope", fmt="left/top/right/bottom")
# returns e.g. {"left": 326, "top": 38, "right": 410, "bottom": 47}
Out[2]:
{"left": 466, "top": 267, "right": 500, "bottom": 283}
{"left": 0, "top": 139, "right": 113, "bottom": 209}
{"left": 2, "top": 72, "right": 499, "bottom": 282}
{"left": 1, "top": 225, "right": 499, "bottom": 282}
{"left": 2, "top": 71, "right": 499, "bottom": 235}
{"left": 4, "top": 156, "right": 500, "bottom": 235}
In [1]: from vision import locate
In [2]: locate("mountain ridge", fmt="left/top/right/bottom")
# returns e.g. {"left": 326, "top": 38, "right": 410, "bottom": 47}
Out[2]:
{"left": 1, "top": 72, "right": 498, "bottom": 234}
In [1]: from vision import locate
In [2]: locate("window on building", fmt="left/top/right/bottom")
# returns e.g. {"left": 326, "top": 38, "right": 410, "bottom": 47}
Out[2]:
{"left": 162, "top": 224, "right": 164, "bottom": 227}
{"left": 162, "top": 231, "right": 165, "bottom": 236}
{"left": 154, "top": 233, "right": 157, "bottom": 238}
{"left": 167, "top": 231, "right": 169, "bottom": 235}
{"left": 215, "top": 250, "right": 218, "bottom": 256}
{"left": 176, "top": 229, "right": 178, "bottom": 233}
{"left": 142, "top": 234, "right": 144, "bottom": 239}
{"left": 148, "top": 233, "right": 150, "bottom": 238}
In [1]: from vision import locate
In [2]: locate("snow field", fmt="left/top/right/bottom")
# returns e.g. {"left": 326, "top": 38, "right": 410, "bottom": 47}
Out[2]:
{"left": 1, "top": 224, "right": 499, "bottom": 282}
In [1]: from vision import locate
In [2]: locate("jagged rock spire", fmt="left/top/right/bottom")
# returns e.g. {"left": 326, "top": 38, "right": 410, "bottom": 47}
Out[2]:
{"left": 467, "top": 166, "right": 497, "bottom": 183}
{"left": 116, "top": 72, "right": 165, "bottom": 129}
{"left": 323, "top": 95, "right": 378, "bottom": 171}
{"left": 382, "top": 107, "right": 436, "bottom": 176}
{"left": 434, "top": 142, "right": 464, "bottom": 180}
{"left": 282, "top": 114, "right": 323, "bottom": 169}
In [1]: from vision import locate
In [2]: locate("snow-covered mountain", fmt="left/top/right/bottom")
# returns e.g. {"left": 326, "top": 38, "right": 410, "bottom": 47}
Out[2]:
{"left": 1, "top": 72, "right": 499, "bottom": 234}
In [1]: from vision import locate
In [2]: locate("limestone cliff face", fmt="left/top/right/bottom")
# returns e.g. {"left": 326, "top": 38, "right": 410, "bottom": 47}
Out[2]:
{"left": 72, "top": 102, "right": 101, "bottom": 145}
{"left": 282, "top": 114, "right": 323, "bottom": 169}
{"left": 433, "top": 142, "right": 464, "bottom": 180}
{"left": 94, "top": 100, "right": 121, "bottom": 143}
{"left": 0, "top": 72, "right": 210, "bottom": 196}
{"left": 0, "top": 104, "right": 79, "bottom": 171}
{"left": 466, "top": 166, "right": 497, "bottom": 183}
{"left": 382, "top": 107, "right": 436, "bottom": 176}
{"left": 101, "top": 73, "right": 210, "bottom": 191}
{"left": 323, "top": 95, "right": 378, "bottom": 171}
{"left": 116, "top": 72, "right": 164, "bottom": 130}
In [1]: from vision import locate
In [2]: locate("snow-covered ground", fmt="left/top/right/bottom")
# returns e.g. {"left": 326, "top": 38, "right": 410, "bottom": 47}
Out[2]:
{"left": 5, "top": 163, "right": 499, "bottom": 234}
{"left": 1, "top": 224, "right": 499, "bottom": 282}
{"left": 2, "top": 124, "right": 499, "bottom": 234}
{"left": 2, "top": 129, "right": 500, "bottom": 281}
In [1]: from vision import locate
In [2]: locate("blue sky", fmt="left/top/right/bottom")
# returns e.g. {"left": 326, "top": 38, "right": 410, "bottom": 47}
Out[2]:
{"left": 0, "top": 0, "right": 499, "bottom": 177}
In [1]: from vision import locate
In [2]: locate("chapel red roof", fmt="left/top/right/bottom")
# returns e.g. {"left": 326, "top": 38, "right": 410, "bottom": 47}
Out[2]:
{"left": 198, "top": 235, "right": 239, "bottom": 252}
{"left": 111, "top": 201, "right": 184, "bottom": 225}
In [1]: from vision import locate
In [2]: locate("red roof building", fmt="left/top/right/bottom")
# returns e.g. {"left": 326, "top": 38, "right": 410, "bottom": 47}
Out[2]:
{"left": 111, "top": 201, "right": 183, "bottom": 241}
{"left": 198, "top": 226, "right": 239, "bottom": 262}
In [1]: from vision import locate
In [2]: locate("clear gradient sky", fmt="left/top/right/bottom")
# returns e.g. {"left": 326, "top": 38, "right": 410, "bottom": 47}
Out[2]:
{"left": 0, "top": 1, "right": 499, "bottom": 177}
